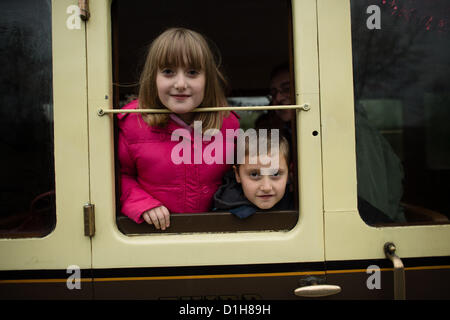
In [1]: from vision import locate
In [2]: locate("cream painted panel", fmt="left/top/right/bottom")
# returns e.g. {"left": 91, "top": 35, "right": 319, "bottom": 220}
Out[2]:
{"left": 87, "top": 0, "right": 325, "bottom": 268}
{"left": 317, "top": 0, "right": 357, "bottom": 213}
{"left": 325, "top": 212, "right": 450, "bottom": 260}
{"left": 0, "top": 0, "right": 91, "bottom": 270}
{"left": 293, "top": 0, "right": 319, "bottom": 95}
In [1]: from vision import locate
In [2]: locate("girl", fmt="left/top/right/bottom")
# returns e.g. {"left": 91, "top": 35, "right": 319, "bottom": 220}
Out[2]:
{"left": 118, "top": 28, "right": 240, "bottom": 230}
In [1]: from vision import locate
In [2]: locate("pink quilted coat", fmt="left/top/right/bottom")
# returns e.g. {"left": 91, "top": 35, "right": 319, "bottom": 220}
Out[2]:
{"left": 117, "top": 100, "right": 240, "bottom": 223}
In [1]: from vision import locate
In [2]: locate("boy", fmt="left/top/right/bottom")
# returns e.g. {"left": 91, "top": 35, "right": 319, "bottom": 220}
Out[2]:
{"left": 213, "top": 131, "right": 293, "bottom": 218}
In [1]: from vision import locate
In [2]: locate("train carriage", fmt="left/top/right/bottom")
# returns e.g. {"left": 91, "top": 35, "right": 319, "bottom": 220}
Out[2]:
{"left": 0, "top": 0, "right": 449, "bottom": 300}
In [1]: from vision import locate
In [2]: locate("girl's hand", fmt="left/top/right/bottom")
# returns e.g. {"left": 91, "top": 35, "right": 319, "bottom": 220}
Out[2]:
{"left": 142, "top": 206, "right": 170, "bottom": 230}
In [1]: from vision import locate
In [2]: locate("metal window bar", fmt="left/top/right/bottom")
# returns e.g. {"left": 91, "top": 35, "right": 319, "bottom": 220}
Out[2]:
{"left": 97, "top": 104, "right": 310, "bottom": 116}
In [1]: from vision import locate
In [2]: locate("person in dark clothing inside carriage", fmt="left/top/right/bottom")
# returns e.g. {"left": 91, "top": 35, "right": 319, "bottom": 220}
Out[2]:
{"left": 254, "top": 63, "right": 404, "bottom": 225}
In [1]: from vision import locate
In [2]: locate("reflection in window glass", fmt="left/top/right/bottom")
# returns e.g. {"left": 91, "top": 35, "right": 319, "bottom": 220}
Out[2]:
{"left": 351, "top": 0, "right": 450, "bottom": 225}
{"left": 0, "top": 0, "right": 55, "bottom": 237}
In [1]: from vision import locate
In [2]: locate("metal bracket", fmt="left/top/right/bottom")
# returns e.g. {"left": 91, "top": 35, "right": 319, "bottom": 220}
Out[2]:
{"left": 384, "top": 242, "right": 406, "bottom": 300}
{"left": 299, "top": 103, "right": 310, "bottom": 111}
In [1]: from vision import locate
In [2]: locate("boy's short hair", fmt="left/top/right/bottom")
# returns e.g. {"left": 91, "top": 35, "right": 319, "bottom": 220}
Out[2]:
{"left": 238, "top": 129, "right": 290, "bottom": 166}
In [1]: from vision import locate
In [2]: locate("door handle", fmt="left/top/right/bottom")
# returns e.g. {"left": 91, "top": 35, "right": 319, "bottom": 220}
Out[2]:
{"left": 294, "top": 276, "right": 341, "bottom": 298}
{"left": 294, "top": 284, "right": 342, "bottom": 298}
{"left": 384, "top": 242, "right": 406, "bottom": 300}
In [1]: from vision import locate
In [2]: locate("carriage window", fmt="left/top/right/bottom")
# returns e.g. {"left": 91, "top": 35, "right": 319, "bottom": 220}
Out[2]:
{"left": 351, "top": 0, "right": 450, "bottom": 226}
{"left": 0, "top": 0, "right": 55, "bottom": 238}
{"left": 112, "top": 0, "right": 297, "bottom": 234}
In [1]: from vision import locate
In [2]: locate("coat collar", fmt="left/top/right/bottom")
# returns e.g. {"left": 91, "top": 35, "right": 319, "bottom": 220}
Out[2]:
{"left": 169, "top": 114, "right": 194, "bottom": 133}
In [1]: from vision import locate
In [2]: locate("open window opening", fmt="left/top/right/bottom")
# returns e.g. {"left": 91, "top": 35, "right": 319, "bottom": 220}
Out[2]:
{"left": 111, "top": 0, "right": 298, "bottom": 234}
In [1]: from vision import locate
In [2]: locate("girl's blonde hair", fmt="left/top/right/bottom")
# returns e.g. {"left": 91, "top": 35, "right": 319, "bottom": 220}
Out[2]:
{"left": 138, "top": 27, "right": 229, "bottom": 131}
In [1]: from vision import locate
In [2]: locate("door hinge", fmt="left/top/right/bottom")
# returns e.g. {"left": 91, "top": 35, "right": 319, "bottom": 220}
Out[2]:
{"left": 83, "top": 203, "right": 95, "bottom": 237}
{"left": 78, "top": 0, "right": 90, "bottom": 21}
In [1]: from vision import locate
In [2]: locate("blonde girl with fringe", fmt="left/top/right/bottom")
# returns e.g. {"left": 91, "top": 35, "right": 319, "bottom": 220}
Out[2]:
{"left": 117, "top": 28, "right": 240, "bottom": 229}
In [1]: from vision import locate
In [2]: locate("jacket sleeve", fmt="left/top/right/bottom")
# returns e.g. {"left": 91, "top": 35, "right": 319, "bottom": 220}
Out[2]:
{"left": 118, "top": 132, "right": 163, "bottom": 224}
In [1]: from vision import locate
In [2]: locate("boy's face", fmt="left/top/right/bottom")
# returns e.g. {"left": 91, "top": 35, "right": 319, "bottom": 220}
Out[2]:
{"left": 235, "top": 152, "right": 289, "bottom": 210}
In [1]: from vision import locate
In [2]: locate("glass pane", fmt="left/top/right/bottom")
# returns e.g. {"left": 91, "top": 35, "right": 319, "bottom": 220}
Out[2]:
{"left": 351, "top": 0, "right": 450, "bottom": 225}
{"left": 0, "top": 0, "right": 55, "bottom": 237}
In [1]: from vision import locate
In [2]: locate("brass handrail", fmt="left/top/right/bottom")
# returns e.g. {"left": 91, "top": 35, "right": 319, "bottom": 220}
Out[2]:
{"left": 97, "top": 104, "right": 310, "bottom": 116}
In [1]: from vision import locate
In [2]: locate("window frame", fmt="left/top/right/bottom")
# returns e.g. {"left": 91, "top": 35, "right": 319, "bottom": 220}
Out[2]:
{"left": 109, "top": 0, "right": 300, "bottom": 235}
{"left": 87, "top": 0, "right": 325, "bottom": 270}
{"left": 318, "top": 0, "right": 450, "bottom": 262}
{"left": 0, "top": 0, "right": 92, "bottom": 272}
